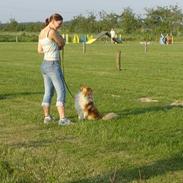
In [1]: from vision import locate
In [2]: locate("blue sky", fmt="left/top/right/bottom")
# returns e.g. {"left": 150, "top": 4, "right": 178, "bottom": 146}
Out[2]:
{"left": 0, "top": 0, "right": 183, "bottom": 23}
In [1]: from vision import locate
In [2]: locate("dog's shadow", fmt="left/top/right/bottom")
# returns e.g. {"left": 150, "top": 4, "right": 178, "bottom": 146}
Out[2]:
{"left": 105, "top": 104, "right": 182, "bottom": 119}
{"left": 73, "top": 105, "right": 181, "bottom": 122}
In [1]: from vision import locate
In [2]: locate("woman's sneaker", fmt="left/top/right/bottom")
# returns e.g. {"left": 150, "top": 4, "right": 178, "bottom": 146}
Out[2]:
{"left": 58, "top": 118, "right": 72, "bottom": 126}
{"left": 44, "top": 115, "right": 53, "bottom": 124}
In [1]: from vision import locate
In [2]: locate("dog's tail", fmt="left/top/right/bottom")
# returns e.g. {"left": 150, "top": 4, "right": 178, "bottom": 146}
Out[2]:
{"left": 102, "top": 112, "right": 119, "bottom": 121}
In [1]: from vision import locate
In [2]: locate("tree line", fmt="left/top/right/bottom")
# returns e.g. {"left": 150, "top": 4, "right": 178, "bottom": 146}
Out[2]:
{"left": 0, "top": 5, "right": 183, "bottom": 40}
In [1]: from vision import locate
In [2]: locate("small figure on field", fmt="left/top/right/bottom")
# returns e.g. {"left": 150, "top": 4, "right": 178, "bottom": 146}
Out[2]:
{"left": 160, "top": 33, "right": 165, "bottom": 45}
{"left": 166, "top": 33, "right": 173, "bottom": 44}
{"left": 160, "top": 33, "right": 173, "bottom": 45}
{"left": 110, "top": 28, "right": 116, "bottom": 44}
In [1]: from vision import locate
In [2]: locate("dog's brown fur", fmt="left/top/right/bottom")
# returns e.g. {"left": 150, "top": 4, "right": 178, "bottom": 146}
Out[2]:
{"left": 83, "top": 101, "right": 102, "bottom": 120}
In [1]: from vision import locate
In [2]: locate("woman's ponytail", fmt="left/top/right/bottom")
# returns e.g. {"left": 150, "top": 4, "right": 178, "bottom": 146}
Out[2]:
{"left": 45, "top": 18, "right": 50, "bottom": 26}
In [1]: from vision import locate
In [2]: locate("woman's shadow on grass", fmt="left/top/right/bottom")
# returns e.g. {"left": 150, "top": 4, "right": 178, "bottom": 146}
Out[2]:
{"left": 0, "top": 92, "right": 43, "bottom": 100}
{"left": 70, "top": 151, "right": 183, "bottom": 183}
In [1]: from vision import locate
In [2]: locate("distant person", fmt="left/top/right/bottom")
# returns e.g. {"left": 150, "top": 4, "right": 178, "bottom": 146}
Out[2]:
{"left": 110, "top": 28, "right": 116, "bottom": 43}
{"left": 166, "top": 33, "right": 173, "bottom": 44}
{"left": 170, "top": 33, "right": 174, "bottom": 44}
{"left": 160, "top": 33, "right": 165, "bottom": 45}
{"left": 165, "top": 34, "right": 168, "bottom": 44}
{"left": 37, "top": 13, "right": 71, "bottom": 125}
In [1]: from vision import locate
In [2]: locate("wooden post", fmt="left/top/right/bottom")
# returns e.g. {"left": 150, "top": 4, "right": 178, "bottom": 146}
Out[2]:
{"left": 83, "top": 42, "right": 86, "bottom": 54}
{"left": 116, "top": 50, "right": 121, "bottom": 71}
{"left": 16, "top": 36, "right": 18, "bottom": 42}
{"left": 144, "top": 41, "right": 147, "bottom": 53}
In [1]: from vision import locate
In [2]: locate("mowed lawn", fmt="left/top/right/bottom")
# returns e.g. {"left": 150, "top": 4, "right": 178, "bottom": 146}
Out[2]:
{"left": 0, "top": 41, "right": 183, "bottom": 183}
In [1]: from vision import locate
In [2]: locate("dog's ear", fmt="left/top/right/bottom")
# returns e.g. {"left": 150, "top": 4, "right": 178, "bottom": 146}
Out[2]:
{"left": 80, "top": 84, "right": 88, "bottom": 91}
{"left": 88, "top": 87, "right": 93, "bottom": 94}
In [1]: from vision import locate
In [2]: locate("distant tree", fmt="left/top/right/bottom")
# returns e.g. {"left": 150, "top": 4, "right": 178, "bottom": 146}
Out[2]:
{"left": 69, "top": 13, "right": 97, "bottom": 33}
{"left": 144, "top": 5, "right": 183, "bottom": 35}
{"left": 69, "top": 15, "right": 86, "bottom": 33}
{"left": 97, "top": 11, "right": 119, "bottom": 32}
{"left": 86, "top": 12, "right": 98, "bottom": 33}
{"left": 118, "top": 8, "right": 141, "bottom": 34}
{"left": 5, "top": 18, "right": 18, "bottom": 31}
{"left": 23, "top": 22, "right": 42, "bottom": 32}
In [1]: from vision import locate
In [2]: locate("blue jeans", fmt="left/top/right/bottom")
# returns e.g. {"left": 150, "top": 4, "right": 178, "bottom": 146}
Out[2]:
{"left": 40, "top": 60, "right": 66, "bottom": 107}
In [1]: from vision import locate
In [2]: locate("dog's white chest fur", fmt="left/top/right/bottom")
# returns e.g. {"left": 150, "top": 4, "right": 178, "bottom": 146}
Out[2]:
{"left": 75, "top": 92, "right": 88, "bottom": 120}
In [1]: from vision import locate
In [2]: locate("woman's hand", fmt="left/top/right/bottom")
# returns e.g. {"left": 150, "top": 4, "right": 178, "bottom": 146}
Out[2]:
{"left": 49, "top": 30, "right": 65, "bottom": 50}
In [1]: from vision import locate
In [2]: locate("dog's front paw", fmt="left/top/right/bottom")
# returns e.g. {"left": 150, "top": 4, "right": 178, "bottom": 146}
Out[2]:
{"left": 78, "top": 116, "right": 84, "bottom": 120}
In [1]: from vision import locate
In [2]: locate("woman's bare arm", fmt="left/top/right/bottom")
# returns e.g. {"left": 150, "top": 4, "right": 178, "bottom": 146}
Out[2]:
{"left": 37, "top": 41, "right": 43, "bottom": 54}
{"left": 37, "top": 33, "right": 44, "bottom": 54}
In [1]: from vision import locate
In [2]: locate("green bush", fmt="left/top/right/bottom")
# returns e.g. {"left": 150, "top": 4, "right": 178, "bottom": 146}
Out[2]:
{"left": 0, "top": 32, "right": 38, "bottom": 42}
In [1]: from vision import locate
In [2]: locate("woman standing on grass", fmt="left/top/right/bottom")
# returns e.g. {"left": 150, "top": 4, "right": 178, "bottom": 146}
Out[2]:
{"left": 38, "top": 13, "right": 71, "bottom": 125}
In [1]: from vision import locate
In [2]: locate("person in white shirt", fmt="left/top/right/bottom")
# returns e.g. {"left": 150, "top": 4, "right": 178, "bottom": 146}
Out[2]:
{"left": 110, "top": 28, "right": 116, "bottom": 43}
{"left": 38, "top": 13, "right": 71, "bottom": 125}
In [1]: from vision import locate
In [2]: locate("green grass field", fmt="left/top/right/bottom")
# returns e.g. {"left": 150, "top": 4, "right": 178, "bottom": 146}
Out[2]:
{"left": 1, "top": 41, "right": 183, "bottom": 183}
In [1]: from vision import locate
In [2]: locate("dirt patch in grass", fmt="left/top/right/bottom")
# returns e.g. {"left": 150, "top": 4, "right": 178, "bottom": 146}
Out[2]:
{"left": 138, "top": 97, "right": 159, "bottom": 103}
{"left": 170, "top": 100, "right": 183, "bottom": 106}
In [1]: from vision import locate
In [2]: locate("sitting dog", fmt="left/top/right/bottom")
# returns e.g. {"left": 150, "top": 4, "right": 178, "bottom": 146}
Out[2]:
{"left": 75, "top": 85, "right": 119, "bottom": 120}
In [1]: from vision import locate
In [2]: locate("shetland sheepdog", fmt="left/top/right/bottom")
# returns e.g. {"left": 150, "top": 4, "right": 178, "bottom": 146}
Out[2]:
{"left": 75, "top": 85, "right": 118, "bottom": 120}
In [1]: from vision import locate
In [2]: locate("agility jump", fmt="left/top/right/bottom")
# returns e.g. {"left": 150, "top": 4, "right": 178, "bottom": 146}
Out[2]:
{"left": 86, "top": 31, "right": 122, "bottom": 44}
